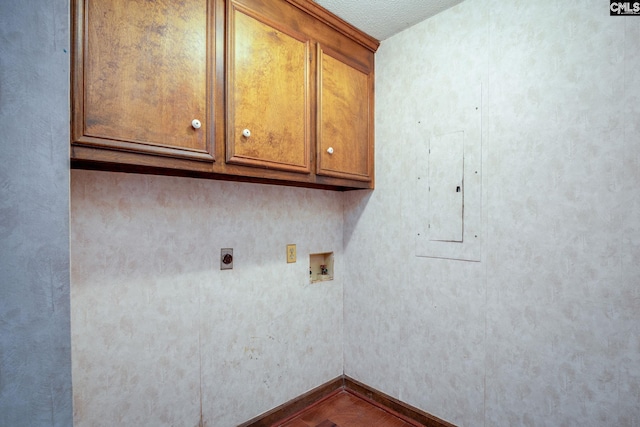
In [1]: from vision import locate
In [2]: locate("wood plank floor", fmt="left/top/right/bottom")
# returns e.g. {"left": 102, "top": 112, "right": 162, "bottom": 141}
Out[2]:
{"left": 275, "top": 391, "right": 421, "bottom": 427}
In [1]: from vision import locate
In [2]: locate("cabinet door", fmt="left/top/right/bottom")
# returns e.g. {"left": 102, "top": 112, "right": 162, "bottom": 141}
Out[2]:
{"left": 317, "top": 45, "right": 373, "bottom": 182}
{"left": 227, "top": 2, "right": 311, "bottom": 173}
{"left": 73, "top": 0, "right": 214, "bottom": 161}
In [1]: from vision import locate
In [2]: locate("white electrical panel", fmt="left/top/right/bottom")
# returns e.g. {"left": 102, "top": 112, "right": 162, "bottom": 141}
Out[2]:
{"left": 415, "top": 82, "right": 482, "bottom": 262}
{"left": 428, "top": 131, "right": 464, "bottom": 242}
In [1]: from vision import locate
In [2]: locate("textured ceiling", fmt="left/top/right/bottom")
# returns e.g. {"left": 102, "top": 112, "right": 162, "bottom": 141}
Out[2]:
{"left": 316, "top": 0, "right": 463, "bottom": 41}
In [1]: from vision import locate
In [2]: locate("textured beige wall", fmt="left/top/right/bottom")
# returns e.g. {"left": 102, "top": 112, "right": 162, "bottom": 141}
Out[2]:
{"left": 344, "top": 0, "right": 640, "bottom": 425}
{"left": 70, "top": 1, "right": 640, "bottom": 426}
{"left": 70, "top": 171, "right": 344, "bottom": 426}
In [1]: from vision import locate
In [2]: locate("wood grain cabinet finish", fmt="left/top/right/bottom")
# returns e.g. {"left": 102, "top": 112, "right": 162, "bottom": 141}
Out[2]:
{"left": 227, "top": 2, "right": 311, "bottom": 174}
{"left": 71, "top": 0, "right": 379, "bottom": 190}
{"left": 317, "top": 45, "right": 373, "bottom": 182}
{"left": 72, "top": 0, "right": 218, "bottom": 164}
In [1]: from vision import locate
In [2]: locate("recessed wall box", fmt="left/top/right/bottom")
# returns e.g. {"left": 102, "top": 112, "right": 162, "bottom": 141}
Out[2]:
{"left": 309, "top": 252, "right": 333, "bottom": 283}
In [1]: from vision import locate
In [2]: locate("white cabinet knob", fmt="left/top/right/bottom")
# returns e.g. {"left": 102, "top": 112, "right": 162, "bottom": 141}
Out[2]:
{"left": 242, "top": 129, "right": 251, "bottom": 138}
{"left": 327, "top": 147, "right": 334, "bottom": 154}
{"left": 191, "top": 119, "right": 201, "bottom": 129}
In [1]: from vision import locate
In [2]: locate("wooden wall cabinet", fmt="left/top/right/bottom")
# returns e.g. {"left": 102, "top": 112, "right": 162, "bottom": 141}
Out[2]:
{"left": 71, "top": 0, "right": 379, "bottom": 190}
{"left": 317, "top": 45, "right": 374, "bottom": 182}
{"left": 71, "top": 0, "right": 219, "bottom": 166}
{"left": 226, "top": 2, "right": 311, "bottom": 174}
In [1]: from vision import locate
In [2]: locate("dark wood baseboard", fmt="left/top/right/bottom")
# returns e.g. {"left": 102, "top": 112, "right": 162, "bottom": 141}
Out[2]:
{"left": 343, "top": 376, "right": 456, "bottom": 427}
{"left": 237, "top": 376, "right": 344, "bottom": 427}
{"left": 237, "top": 375, "right": 457, "bottom": 427}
